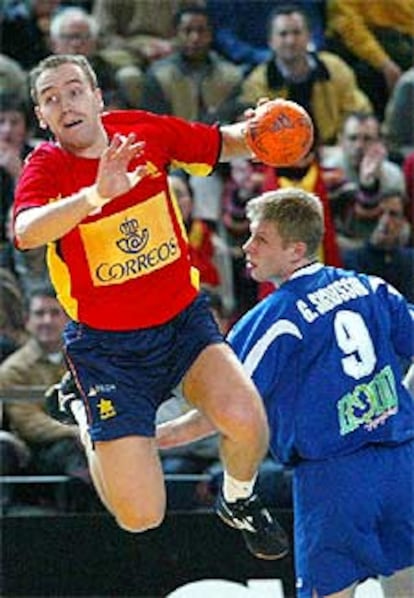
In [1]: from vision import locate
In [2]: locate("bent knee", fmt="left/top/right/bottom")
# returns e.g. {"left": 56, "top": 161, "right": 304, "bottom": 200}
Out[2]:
{"left": 224, "top": 403, "right": 269, "bottom": 445}
{"left": 116, "top": 513, "right": 164, "bottom": 534}
{"left": 115, "top": 505, "right": 165, "bottom": 533}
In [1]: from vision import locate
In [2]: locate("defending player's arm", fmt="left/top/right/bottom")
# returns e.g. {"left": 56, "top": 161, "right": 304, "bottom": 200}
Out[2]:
{"left": 156, "top": 408, "right": 217, "bottom": 450}
{"left": 15, "top": 134, "right": 146, "bottom": 250}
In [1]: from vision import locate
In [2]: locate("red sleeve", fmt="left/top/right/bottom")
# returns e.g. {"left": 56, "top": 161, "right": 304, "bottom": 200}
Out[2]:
{"left": 103, "top": 110, "right": 222, "bottom": 176}
{"left": 158, "top": 114, "right": 222, "bottom": 174}
{"left": 13, "top": 143, "right": 65, "bottom": 217}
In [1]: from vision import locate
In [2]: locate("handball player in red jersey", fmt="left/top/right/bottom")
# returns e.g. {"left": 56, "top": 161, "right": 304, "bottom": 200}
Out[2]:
{"left": 13, "top": 54, "right": 289, "bottom": 559}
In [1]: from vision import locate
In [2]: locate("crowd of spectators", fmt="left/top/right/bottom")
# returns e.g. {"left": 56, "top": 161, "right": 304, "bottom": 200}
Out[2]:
{"left": 1, "top": 0, "right": 413, "bottom": 514}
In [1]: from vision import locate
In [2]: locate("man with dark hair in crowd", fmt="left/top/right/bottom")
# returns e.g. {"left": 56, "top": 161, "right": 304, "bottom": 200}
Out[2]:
{"left": 0, "top": 286, "right": 89, "bottom": 496}
{"left": 343, "top": 190, "right": 414, "bottom": 302}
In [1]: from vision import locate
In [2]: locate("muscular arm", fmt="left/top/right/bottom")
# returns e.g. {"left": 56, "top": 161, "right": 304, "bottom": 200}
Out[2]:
{"left": 219, "top": 121, "right": 253, "bottom": 162}
{"left": 15, "top": 191, "right": 96, "bottom": 250}
{"left": 15, "top": 134, "right": 146, "bottom": 250}
{"left": 156, "top": 408, "right": 217, "bottom": 450}
{"left": 219, "top": 98, "right": 278, "bottom": 162}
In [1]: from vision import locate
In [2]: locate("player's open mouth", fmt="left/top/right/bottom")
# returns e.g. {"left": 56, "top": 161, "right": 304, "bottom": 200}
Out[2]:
{"left": 64, "top": 119, "right": 83, "bottom": 128}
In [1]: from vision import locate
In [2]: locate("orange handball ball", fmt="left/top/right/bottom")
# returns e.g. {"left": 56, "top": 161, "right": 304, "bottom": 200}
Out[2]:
{"left": 245, "top": 99, "right": 314, "bottom": 167}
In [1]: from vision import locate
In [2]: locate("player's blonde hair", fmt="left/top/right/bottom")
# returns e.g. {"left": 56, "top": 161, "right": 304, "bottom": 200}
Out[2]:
{"left": 30, "top": 54, "right": 98, "bottom": 104}
{"left": 246, "top": 188, "right": 324, "bottom": 259}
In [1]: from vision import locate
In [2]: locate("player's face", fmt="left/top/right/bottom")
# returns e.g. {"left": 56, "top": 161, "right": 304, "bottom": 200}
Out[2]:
{"left": 34, "top": 63, "right": 104, "bottom": 153}
{"left": 243, "top": 218, "right": 293, "bottom": 283}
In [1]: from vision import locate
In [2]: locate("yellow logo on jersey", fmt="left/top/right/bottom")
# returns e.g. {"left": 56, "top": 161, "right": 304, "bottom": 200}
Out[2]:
{"left": 79, "top": 191, "right": 181, "bottom": 287}
{"left": 97, "top": 398, "right": 117, "bottom": 420}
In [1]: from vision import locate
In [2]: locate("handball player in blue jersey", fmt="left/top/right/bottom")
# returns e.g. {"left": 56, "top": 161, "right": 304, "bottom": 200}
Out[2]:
{"left": 158, "top": 187, "right": 414, "bottom": 597}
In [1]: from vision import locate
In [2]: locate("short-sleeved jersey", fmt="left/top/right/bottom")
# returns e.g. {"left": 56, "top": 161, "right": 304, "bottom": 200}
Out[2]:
{"left": 228, "top": 263, "right": 414, "bottom": 464}
{"left": 14, "top": 111, "right": 221, "bottom": 330}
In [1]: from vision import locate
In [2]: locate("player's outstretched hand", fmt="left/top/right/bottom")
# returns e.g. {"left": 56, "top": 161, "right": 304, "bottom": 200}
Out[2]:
{"left": 96, "top": 133, "right": 147, "bottom": 200}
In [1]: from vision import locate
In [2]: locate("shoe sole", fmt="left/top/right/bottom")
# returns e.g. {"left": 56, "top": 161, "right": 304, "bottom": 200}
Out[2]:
{"left": 250, "top": 548, "right": 289, "bottom": 561}
{"left": 216, "top": 509, "right": 289, "bottom": 561}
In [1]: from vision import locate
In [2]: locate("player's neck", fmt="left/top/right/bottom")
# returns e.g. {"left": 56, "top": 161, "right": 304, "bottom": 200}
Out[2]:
{"left": 276, "top": 54, "right": 310, "bottom": 82}
{"left": 60, "top": 124, "right": 109, "bottom": 159}
{"left": 288, "top": 259, "right": 317, "bottom": 279}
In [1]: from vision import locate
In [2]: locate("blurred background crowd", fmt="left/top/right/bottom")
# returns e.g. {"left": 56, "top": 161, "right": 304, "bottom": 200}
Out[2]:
{"left": 1, "top": 0, "right": 413, "bottom": 515}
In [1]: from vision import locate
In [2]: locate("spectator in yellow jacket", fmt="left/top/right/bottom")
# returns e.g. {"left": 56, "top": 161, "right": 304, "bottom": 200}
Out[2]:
{"left": 325, "top": 0, "right": 414, "bottom": 119}
{"left": 237, "top": 4, "right": 371, "bottom": 146}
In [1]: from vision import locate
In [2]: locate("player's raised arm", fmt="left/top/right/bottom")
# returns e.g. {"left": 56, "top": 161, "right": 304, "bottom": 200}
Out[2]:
{"left": 15, "top": 135, "right": 146, "bottom": 250}
{"left": 219, "top": 99, "right": 313, "bottom": 165}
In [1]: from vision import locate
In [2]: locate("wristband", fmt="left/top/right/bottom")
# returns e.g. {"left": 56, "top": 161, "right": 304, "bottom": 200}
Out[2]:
{"left": 84, "top": 185, "right": 111, "bottom": 209}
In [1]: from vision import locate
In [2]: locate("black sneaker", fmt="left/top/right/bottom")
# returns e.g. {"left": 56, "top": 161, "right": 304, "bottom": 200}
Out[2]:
{"left": 216, "top": 492, "right": 289, "bottom": 560}
{"left": 45, "top": 370, "right": 79, "bottom": 424}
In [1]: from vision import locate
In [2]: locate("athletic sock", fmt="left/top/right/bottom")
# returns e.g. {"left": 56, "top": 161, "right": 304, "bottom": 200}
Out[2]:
{"left": 223, "top": 471, "right": 257, "bottom": 503}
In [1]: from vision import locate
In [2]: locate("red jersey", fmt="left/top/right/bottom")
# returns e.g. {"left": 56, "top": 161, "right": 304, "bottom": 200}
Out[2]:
{"left": 14, "top": 111, "right": 221, "bottom": 330}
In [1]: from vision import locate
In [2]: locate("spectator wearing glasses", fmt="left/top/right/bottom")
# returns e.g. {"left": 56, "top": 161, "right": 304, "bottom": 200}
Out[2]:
{"left": 342, "top": 190, "right": 414, "bottom": 302}
{"left": 49, "top": 6, "right": 141, "bottom": 108}
{"left": 323, "top": 112, "right": 405, "bottom": 251}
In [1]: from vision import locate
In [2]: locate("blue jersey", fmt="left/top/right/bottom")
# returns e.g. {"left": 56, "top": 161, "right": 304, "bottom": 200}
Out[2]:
{"left": 228, "top": 263, "right": 414, "bottom": 465}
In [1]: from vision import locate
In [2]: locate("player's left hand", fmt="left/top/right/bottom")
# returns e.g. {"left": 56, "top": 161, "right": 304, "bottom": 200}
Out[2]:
{"left": 96, "top": 133, "right": 147, "bottom": 199}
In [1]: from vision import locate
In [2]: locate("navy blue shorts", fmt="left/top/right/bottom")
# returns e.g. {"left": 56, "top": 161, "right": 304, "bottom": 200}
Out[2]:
{"left": 293, "top": 440, "right": 414, "bottom": 597}
{"left": 64, "top": 293, "right": 224, "bottom": 441}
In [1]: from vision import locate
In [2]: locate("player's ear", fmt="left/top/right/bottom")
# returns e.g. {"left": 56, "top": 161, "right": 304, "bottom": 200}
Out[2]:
{"left": 291, "top": 240, "right": 307, "bottom": 261}
{"left": 35, "top": 106, "right": 48, "bottom": 130}
{"left": 94, "top": 88, "right": 104, "bottom": 111}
